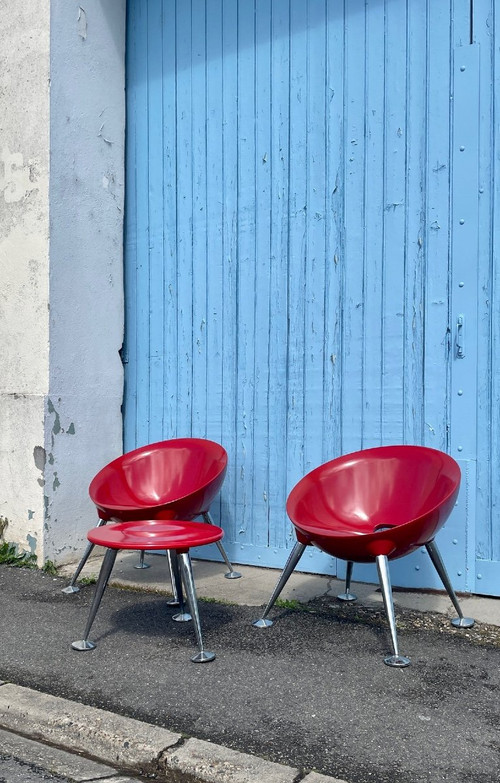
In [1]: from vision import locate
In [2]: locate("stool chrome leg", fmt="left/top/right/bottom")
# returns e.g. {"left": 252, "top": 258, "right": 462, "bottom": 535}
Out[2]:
{"left": 134, "top": 550, "right": 151, "bottom": 569}
{"left": 253, "top": 541, "right": 307, "bottom": 628}
{"left": 72, "top": 548, "right": 118, "bottom": 651}
{"left": 165, "top": 550, "right": 181, "bottom": 607}
{"left": 171, "top": 550, "right": 192, "bottom": 622}
{"left": 203, "top": 512, "right": 241, "bottom": 579}
{"left": 425, "top": 541, "right": 474, "bottom": 628}
{"left": 179, "top": 552, "right": 215, "bottom": 663}
{"left": 62, "top": 519, "right": 107, "bottom": 594}
{"left": 376, "top": 555, "right": 410, "bottom": 667}
{"left": 337, "top": 560, "right": 357, "bottom": 602}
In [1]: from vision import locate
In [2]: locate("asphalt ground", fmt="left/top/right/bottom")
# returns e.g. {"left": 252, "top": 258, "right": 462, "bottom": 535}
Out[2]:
{"left": 1, "top": 564, "right": 500, "bottom": 783}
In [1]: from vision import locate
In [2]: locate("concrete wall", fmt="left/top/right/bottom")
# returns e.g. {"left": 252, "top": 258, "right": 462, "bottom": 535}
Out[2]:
{"left": 0, "top": 1, "right": 51, "bottom": 555}
{"left": 0, "top": 0, "right": 126, "bottom": 564}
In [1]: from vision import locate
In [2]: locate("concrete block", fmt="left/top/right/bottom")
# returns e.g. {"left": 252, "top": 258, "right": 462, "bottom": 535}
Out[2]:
{"left": 0, "top": 683, "right": 180, "bottom": 771}
{"left": 302, "top": 772, "right": 351, "bottom": 783}
{"left": 164, "top": 737, "right": 299, "bottom": 783}
{"left": 0, "top": 727, "right": 118, "bottom": 781}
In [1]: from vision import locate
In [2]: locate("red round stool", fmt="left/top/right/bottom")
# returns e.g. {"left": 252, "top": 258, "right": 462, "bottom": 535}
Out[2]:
{"left": 71, "top": 520, "right": 223, "bottom": 662}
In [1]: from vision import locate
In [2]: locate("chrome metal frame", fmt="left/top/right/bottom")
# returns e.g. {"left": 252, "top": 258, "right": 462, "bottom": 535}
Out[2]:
{"left": 252, "top": 541, "right": 307, "bottom": 627}
{"left": 425, "top": 540, "right": 474, "bottom": 628}
{"left": 337, "top": 560, "right": 357, "bottom": 602}
{"left": 61, "top": 518, "right": 107, "bottom": 594}
{"left": 376, "top": 555, "right": 411, "bottom": 667}
{"left": 134, "top": 550, "right": 151, "bottom": 569}
{"left": 71, "top": 546, "right": 214, "bottom": 662}
{"left": 203, "top": 512, "right": 241, "bottom": 579}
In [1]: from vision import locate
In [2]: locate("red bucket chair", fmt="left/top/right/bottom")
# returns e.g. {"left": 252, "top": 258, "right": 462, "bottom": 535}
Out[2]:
{"left": 62, "top": 438, "right": 241, "bottom": 600}
{"left": 253, "top": 446, "right": 474, "bottom": 667}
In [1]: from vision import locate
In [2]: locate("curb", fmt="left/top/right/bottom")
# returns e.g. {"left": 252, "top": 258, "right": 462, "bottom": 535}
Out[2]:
{"left": 0, "top": 682, "right": 349, "bottom": 783}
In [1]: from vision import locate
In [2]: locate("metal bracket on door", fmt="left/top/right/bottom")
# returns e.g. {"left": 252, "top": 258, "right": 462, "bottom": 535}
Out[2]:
{"left": 456, "top": 315, "right": 465, "bottom": 358}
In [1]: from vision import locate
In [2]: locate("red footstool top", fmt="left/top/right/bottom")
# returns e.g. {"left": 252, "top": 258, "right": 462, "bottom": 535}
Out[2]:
{"left": 87, "top": 519, "right": 224, "bottom": 553}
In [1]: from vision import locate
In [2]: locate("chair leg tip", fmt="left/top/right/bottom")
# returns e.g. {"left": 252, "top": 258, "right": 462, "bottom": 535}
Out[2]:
{"left": 71, "top": 640, "right": 96, "bottom": 651}
{"left": 224, "top": 570, "right": 242, "bottom": 579}
{"left": 384, "top": 654, "right": 411, "bottom": 668}
{"left": 451, "top": 616, "right": 475, "bottom": 629}
{"left": 191, "top": 650, "right": 216, "bottom": 663}
{"left": 252, "top": 618, "right": 273, "bottom": 628}
{"left": 61, "top": 585, "right": 80, "bottom": 594}
{"left": 172, "top": 612, "right": 192, "bottom": 623}
{"left": 337, "top": 592, "right": 357, "bottom": 602}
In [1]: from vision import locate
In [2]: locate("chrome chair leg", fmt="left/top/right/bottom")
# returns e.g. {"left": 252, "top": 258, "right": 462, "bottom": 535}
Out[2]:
{"left": 425, "top": 540, "right": 474, "bottom": 628}
{"left": 171, "top": 550, "right": 192, "bottom": 622}
{"left": 179, "top": 552, "right": 215, "bottom": 662}
{"left": 71, "top": 548, "right": 118, "bottom": 651}
{"left": 165, "top": 549, "right": 181, "bottom": 606}
{"left": 203, "top": 512, "right": 242, "bottom": 579}
{"left": 337, "top": 560, "right": 357, "bottom": 602}
{"left": 253, "top": 541, "right": 307, "bottom": 628}
{"left": 376, "top": 555, "right": 410, "bottom": 667}
{"left": 134, "top": 549, "right": 151, "bottom": 569}
{"left": 62, "top": 519, "right": 107, "bottom": 594}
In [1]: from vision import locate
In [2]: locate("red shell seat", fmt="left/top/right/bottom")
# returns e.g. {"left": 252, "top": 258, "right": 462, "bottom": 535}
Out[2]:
{"left": 89, "top": 438, "right": 227, "bottom": 522}
{"left": 286, "top": 445, "right": 460, "bottom": 562}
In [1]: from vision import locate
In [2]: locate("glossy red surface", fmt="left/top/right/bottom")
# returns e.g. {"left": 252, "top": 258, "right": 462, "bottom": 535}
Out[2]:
{"left": 89, "top": 438, "right": 227, "bottom": 521}
{"left": 87, "top": 519, "right": 224, "bottom": 553}
{"left": 286, "top": 446, "right": 461, "bottom": 562}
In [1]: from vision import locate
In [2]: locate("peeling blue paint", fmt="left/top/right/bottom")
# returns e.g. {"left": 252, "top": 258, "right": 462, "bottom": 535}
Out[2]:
{"left": 28, "top": 510, "right": 35, "bottom": 520}
{"left": 47, "top": 399, "right": 62, "bottom": 435}
{"left": 26, "top": 534, "right": 37, "bottom": 554}
{"left": 33, "top": 446, "right": 46, "bottom": 471}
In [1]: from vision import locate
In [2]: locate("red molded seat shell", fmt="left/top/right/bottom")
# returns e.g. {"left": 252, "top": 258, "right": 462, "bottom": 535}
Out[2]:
{"left": 286, "top": 446, "right": 460, "bottom": 562}
{"left": 89, "top": 438, "right": 227, "bottom": 522}
{"left": 87, "top": 519, "right": 224, "bottom": 553}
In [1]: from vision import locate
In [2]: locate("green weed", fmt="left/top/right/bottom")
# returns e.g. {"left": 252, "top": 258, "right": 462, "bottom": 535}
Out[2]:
{"left": 42, "top": 560, "right": 59, "bottom": 576}
{"left": 0, "top": 541, "right": 38, "bottom": 569}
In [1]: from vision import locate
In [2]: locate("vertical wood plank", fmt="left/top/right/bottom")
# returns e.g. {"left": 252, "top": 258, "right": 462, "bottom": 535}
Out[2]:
{"left": 220, "top": 0, "right": 239, "bottom": 538}
{"left": 362, "top": 0, "right": 385, "bottom": 447}
{"left": 175, "top": 0, "right": 194, "bottom": 436}
{"left": 161, "top": 0, "right": 179, "bottom": 438}
{"left": 191, "top": 0, "right": 208, "bottom": 437}
{"left": 381, "top": 0, "right": 407, "bottom": 442}
{"left": 341, "top": 0, "right": 366, "bottom": 453}
{"left": 267, "top": 0, "right": 291, "bottom": 550}
{"left": 424, "top": 0, "right": 453, "bottom": 451}
{"left": 147, "top": 0, "right": 165, "bottom": 443}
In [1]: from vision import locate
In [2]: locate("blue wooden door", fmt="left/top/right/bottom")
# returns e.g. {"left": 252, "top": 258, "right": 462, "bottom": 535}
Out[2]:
{"left": 124, "top": 0, "right": 500, "bottom": 595}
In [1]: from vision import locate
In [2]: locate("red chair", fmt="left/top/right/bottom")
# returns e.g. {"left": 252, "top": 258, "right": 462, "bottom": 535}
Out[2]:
{"left": 72, "top": 519, "right": 223, "bottom": 662}
{"left": 62, "top": 438, "right": 241, "bottom": 597}
{"left": 253, "top": 446, "right": 474, "bottom": 667}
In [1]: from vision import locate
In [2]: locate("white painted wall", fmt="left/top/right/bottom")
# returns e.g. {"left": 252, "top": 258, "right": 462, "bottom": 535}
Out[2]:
{"left": 0, "top": 0, "right": 126, "bottom": 564}
{"left": 44, "top": 0, "right": 126, "bottom": 563}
